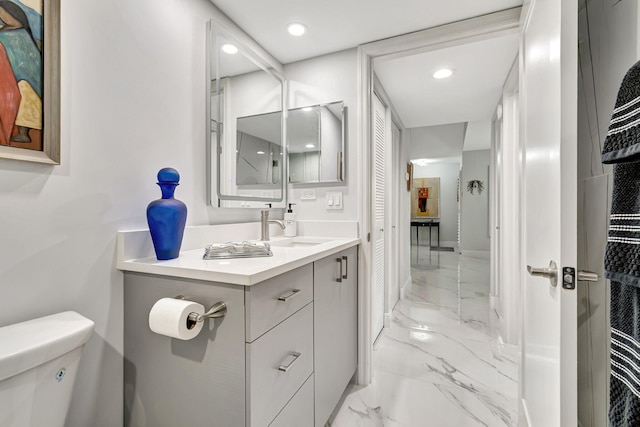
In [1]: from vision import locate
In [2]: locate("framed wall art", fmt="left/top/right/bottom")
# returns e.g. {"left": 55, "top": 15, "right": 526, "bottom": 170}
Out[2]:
{"left": 406, "top": 161, "right": 413, "bottom": 191}
{"left": 411, "top": 177, "right": 440, "bottom": 218}
{"left": 0, "top": 0, "right": 60, "bottom": 164}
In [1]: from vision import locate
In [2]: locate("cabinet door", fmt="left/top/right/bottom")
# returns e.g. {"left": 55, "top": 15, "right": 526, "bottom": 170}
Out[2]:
{"left": 247, "top": 303, "right": 314, "bottom": 427}
{"left": 124, "top": 273, "right": 246, "bottom": 427}
{"left": 269, "top": 375, "right": 314, "bottom": 427}
{"left": 314, "top": 246, "right": 358, "bottom": 426}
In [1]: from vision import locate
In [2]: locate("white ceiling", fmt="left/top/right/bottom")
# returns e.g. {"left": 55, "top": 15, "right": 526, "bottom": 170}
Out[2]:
{"left": 211, "top": 0, "right": 522, "bottom": 131}
{"left": 211, "top": 0, "right": 522, "bottom": 65}
{"left": 374, "top": 34, "right": 519, "bottom": 128}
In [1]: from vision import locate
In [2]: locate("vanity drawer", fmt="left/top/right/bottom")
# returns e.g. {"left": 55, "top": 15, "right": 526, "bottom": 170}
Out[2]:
{"left": 246, "top": 303, "right": 313, "bottom": 427}
{"left": 269, "top": 374, "right": 314, "bottom": 427}
{"left": 245, "top": 264, "right": 313, "bottom": 342}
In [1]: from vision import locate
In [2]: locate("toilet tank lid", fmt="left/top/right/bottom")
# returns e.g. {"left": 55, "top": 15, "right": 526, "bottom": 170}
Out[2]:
{"left": 0, "top": 311, "right": 95, "bottom": 382}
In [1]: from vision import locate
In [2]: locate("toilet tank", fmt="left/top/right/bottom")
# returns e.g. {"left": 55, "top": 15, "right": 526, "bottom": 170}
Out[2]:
{"left": 0, "top": 311, "right": 95, "bottom": 427}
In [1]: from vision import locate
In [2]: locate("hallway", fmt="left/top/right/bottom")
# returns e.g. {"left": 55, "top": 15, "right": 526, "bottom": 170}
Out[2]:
{"left": 331, "top": 247, "right": 518, "bottom": 426}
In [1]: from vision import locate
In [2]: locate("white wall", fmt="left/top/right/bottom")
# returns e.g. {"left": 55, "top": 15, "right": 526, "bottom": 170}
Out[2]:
{"left": 577, "top": 1, "right": 640, "bottom": 425}
{"left": 0, "top": 1, "right": 280, "bottom": 426}
{"left": 285, "top": 49, "right": 359, "bottom": 221}
{"left": 460, "top": 149, "right": 490, "bottom": 252}
{"left": 409, "top": 123, "right": 466, "bottom": 160}
{"left": 463, "top": 120, "right": 492, "bottom": 151}
{"left": 412, "top": 162, "right": 460, "bottom": 245}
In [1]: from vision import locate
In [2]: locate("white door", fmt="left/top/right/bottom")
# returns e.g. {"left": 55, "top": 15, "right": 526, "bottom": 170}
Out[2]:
{"left": 520, "top": 0, "right": 577, "bottom": 425}
{"left": 387, "top": 123, "right": 400, "bottom": 314}
{"left": 371, "top": 93, "right": 386, "bottom": 342}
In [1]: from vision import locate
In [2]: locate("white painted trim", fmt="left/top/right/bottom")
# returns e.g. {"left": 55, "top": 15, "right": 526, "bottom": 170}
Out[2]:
{"left": 373, "top": 75, "right": 405, "bottom": 129}
{"left": 559, "top": 0, "right": 579, "bottom": 424}
{"left": 356, "top": 46, "right": 372, "bottom": 386}
{"left": 460, "top": 250, "right": 490, "bottom": 259}
{"left": 399, "top": 276, "right": 412, "bottom": 300}
{"left": 383, "top": 312, "right": 392, "bottom": 328}
{"left": 500, "top": 61, "right": 521, "bottom": 346}
{"left": 520, "top": 398, "right": 533, "bottom": 427}
{"left": 438, "top": 240, "right": 458, "bottom": 248}
{"left": 362, "top": 8, "right": 522, "bottom": 61}
{"left": 356, "top": 8, "right": 522, "bottom": 387}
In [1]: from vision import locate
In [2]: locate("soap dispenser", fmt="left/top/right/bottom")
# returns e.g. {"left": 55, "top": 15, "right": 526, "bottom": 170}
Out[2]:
{"left": 284, "top": 203, "right": 297, "bottom": 237}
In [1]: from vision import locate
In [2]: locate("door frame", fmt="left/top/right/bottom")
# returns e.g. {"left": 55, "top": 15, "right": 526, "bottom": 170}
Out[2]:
{"left": 355, "top": 7, "right": 522, "bottom": 384}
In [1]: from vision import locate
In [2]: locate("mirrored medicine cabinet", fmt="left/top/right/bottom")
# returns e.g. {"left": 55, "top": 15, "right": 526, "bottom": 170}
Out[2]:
{"left": 235, "top": 102, "right": 346, "bottom": 185}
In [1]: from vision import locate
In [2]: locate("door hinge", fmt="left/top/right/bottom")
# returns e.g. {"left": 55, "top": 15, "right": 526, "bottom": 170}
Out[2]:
{"left": 367, "top": 232, "right": 371, "bottom": 242}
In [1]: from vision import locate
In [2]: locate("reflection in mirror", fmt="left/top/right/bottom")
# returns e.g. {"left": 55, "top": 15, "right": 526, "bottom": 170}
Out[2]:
{"left": 209, "top": 20, "right": 286, "bottom": 208}
{"left": 288, "top": 101, "right": 345, "bottom": 184}
{"left": 236, "top": 112, "right": 282, "bottom": 186}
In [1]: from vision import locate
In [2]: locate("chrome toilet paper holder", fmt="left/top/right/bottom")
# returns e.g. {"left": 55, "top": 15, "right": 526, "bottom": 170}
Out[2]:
{"left": 175, "top": 295, "right": 227, "bottom": 330}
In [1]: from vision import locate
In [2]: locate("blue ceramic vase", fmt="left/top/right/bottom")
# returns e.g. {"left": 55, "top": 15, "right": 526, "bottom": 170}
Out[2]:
{"left": 146, "top": 168, "right": 187, "bottom": 260}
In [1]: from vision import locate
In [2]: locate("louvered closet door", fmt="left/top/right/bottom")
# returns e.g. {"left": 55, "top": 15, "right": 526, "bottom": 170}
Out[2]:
{"left": 371, "top": 94, "right": 386, "bottom": 343}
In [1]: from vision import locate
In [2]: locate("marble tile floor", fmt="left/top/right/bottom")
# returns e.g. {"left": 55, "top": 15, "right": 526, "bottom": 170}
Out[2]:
{"left": 330, "top": 246, "right": 519, "bottom": 427}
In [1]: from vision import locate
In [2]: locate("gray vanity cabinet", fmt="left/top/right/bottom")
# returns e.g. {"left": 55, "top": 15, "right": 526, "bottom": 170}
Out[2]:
{"left": 123, "top": 245, "right": 358, "bottom": 427}
{"left": 123, "top": 273, "right": 247, "bottom": 427}
{"left": 313, "top": 246, "right": 358, "bottom": 426}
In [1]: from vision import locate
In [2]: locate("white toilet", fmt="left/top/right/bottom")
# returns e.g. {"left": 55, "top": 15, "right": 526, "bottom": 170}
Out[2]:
{"left": 0, "top": 311, "right": 95, "bottom": 427}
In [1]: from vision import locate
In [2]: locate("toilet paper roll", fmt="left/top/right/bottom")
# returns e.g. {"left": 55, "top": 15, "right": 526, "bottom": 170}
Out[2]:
{"left": 148, "top": 298, "right": 205, "bottom": 340}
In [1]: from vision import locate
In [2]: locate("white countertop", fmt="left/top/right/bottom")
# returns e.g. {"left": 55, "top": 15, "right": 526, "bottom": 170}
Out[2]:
{"left": 117, "top": 222, "right": 360, "bottom": 286}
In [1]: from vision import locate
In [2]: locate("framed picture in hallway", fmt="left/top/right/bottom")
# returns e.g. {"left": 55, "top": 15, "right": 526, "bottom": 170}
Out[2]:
{"left": 411, "top": 177, "right": 440, "bottom": 218}
{"left": 0, "top": 0, "right": 60, "bottom": 165}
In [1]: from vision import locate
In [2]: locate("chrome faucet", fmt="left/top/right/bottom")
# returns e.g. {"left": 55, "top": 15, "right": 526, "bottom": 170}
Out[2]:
{"left": 261, "top": 210, "right": 285, "bottom": 241}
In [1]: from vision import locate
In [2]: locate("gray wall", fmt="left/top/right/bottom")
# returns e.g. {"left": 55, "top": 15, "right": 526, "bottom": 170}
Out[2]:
{"left": 409, "top": 123, "right": 466, "bottom": 160}
{"left": 412, "top": 162, "right": 460, "bottom": 245}
{"left": 577, "top": 1, "right": 639, "bottom": 426}
{"left": 0, "top": 2, "right": 361, "bottom": 426}
{"left": 0, "top": 1, "right": 241, "bottom": 425}
{"left": 285, "top": 49, "right": 359, "bottom": 221}
{"left": 460, "top": 149, "right": 490, "bottom": 252}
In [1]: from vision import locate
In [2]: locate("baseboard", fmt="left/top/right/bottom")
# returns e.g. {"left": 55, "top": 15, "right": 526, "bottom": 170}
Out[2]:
{"left": 460, "top": 250, "right": 490, "bottom": 259}
{"left": 384, "top": 311, "right": 392, "bottom": 328}
{"left": 399, "top": 276, "right": 412, "bottom": 300}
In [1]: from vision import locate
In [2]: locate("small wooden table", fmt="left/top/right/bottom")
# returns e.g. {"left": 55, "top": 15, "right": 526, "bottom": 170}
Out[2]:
{"left": 411, "top": 220, "right": 440, "bottom": 248}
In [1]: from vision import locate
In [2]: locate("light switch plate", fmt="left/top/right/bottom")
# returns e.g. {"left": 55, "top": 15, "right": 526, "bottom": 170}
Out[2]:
{"left": 301, "top": 189, "right": 316, "bottom": 200}
{"left": 326, "top": 192, "right": 343, "bottom": 210}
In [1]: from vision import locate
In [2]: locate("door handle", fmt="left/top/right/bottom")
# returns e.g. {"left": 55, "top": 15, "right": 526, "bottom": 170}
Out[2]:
{"left": 577, "top": 270, "right": 599, "bottom": 282}
{"left": 278, "top": 352, "right": 302, "bottom": 372}
{"left": 527, "top": 260, "right": 558, "bottom": 287}
{"left": 336, "top": 257, "right": 343, "bottom": 283}
{"left": 342, "top": 255, "right": 348, "bottom": 280}
{"left": 278, "top": 289, "right": 302, "bottom": 301}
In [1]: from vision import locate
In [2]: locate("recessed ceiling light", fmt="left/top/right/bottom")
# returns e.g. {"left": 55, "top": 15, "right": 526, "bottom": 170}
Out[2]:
{"left": 433, "top": 68, "right": 454, "bottom": 79}
{"left": 257, "top": 151, "right": 265, "bottom": 155}
{"left": 222, "top": 44, "right": 238, "bottom": 54}
{"left": 305, "top": 144, "right": 315, "bottom": 148}
{"left": 287, "top": 23, "right": 307, "bottom": 37}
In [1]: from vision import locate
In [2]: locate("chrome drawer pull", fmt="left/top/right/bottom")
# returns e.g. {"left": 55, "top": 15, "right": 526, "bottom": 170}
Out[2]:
{"left": 337, "top": 258, "right": 343, "bottom": 282}
{"left": 278, "top": 352, "right": 301, "bottom": 372}
{"left": 342, "top": 255, "right": 348, "bottom": 280}
{"left": 277, "top": 289, "right": 301, "bottom": 302}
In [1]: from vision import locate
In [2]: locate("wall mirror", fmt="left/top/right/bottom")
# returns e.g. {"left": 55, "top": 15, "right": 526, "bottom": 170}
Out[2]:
{"left": 208, "top": 20, "right": 286, "bottom": 208}
{"left": 288, "top": 101, "right": 345, "bottom": 184}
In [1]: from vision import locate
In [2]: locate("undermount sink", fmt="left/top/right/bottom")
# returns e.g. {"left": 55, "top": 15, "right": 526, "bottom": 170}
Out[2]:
{"left": 269, "top": 237, "right": 334, "bottom": 248}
